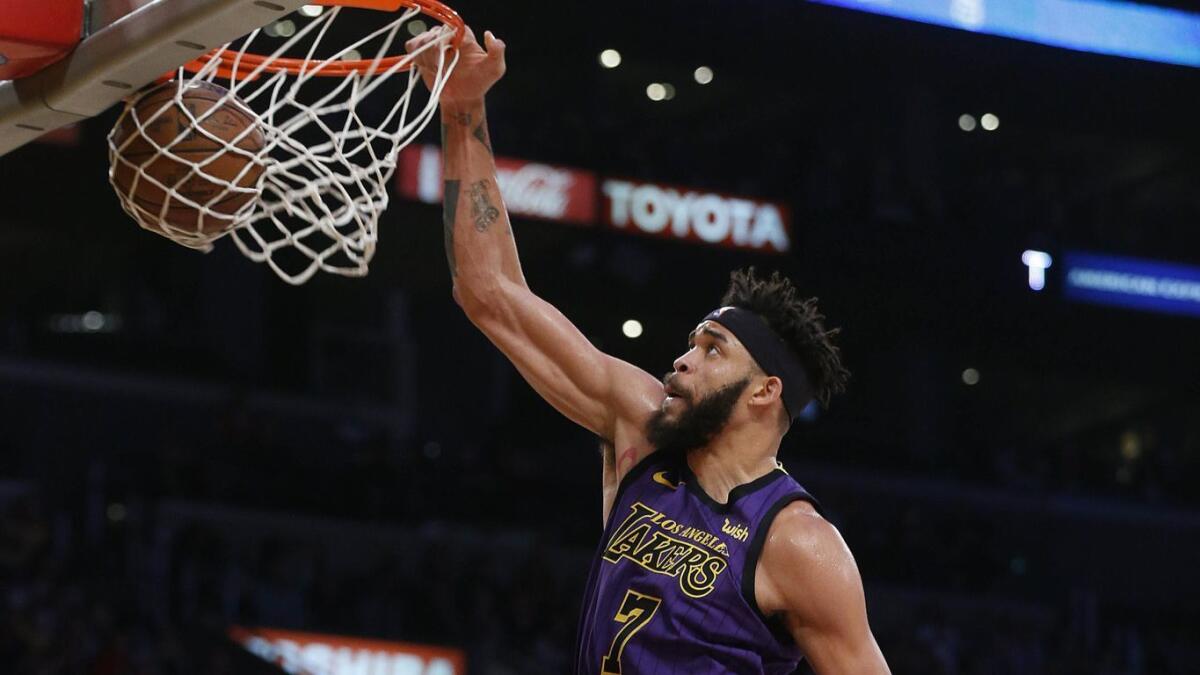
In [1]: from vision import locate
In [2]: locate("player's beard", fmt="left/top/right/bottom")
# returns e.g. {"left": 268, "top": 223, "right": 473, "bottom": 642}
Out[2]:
{"left": 645, "top": 377, "right": 751, "bottom": 455}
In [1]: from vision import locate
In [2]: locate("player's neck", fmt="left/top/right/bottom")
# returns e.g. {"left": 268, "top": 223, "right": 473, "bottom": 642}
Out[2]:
{"left": 686, "top": 426, "right": 781, "bottom": 504}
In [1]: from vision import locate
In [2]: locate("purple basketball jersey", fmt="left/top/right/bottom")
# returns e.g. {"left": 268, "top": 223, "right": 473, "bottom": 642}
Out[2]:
{"left": 574, "top": 451, "right": 820, "bottom": 674}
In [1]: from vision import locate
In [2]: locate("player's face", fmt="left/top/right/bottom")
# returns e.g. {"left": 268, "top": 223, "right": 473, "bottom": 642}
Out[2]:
{"left": 661, "top": 320, "right": 755, "bottom": 417}
{"left": 644, "top": 321, "right": 757, "bottom": 452}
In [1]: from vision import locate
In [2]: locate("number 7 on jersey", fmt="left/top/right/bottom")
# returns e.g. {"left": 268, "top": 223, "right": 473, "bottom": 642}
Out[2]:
{"left": 601, "top": 588, "right": 663, "bottom": 674}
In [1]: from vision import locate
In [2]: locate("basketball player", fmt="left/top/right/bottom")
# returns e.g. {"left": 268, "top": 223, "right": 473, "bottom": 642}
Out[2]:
{"left": 408, "top": 26, "right": 890, "bottom": 674}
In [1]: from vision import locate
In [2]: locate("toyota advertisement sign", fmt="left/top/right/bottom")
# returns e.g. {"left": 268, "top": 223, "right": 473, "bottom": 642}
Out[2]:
{"left": 601, "top": 178, "right": 791, "bottom": 253}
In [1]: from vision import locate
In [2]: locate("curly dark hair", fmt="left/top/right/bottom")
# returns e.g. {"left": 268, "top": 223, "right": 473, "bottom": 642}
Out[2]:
{"left": 720, "top": 267, "right": 851, "bottom": 409}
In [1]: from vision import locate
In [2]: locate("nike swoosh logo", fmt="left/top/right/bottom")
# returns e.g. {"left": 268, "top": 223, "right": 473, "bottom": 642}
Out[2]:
{"left": 652, "top": 471, "right": 678, "bottom": 490}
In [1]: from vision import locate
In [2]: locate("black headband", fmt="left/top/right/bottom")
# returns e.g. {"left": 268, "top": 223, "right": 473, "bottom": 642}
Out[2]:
{"left": 701, "top": 306, "right": 811, "bottom": 421}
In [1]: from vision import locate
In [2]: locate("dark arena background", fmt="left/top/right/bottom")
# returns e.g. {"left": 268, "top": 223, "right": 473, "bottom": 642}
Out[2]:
{"left": 2, "top": 0, "right": 1200, "bottom": 673}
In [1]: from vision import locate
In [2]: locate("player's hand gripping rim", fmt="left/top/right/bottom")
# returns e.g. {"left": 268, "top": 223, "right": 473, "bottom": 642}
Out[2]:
{"left": 407, "top": 25, "right": 506, "bottom": 105}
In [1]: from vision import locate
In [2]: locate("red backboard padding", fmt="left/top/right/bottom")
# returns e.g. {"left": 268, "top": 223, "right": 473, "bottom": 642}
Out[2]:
{"left": 0, "top": 0, "right": 84, "bottom": 80}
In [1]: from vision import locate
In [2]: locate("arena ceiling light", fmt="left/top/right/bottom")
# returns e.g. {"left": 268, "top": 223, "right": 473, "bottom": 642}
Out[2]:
{"left": 599, "top": 49, "right": 622, "bottom": 68}
{"left": 49, "top": 311, "right": 122, "bottom": 334}
{"left": 264, "top": 19, "right": 296, "bottom": 38}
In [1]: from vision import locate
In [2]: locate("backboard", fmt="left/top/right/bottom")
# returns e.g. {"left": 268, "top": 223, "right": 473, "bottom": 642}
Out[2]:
{"left": 0, "top": 0, "right": 309, "bottom": 157}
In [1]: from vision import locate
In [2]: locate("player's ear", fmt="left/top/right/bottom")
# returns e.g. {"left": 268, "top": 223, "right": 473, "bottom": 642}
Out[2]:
{"left": 748, "top": 375, "right": 783, "bottom": 409}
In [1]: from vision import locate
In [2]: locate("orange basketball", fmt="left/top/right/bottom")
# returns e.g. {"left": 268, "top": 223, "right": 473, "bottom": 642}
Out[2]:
{"left": 110, "top": 80, "right": 267, "bottom": 236}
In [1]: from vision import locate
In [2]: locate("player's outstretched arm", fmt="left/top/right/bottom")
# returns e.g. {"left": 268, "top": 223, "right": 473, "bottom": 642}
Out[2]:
{"left": 758, "top": 503, "right": 891, "bottom": 675}
{"left": 407, "top": 27, "right": 662, "bottom": 441}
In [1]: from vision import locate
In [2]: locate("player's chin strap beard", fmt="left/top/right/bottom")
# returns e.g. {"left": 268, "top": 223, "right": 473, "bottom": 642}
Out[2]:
{"left": 702, "top": 307, "right": 812, "bottom": 421}
{"left": 646, "top": 377, "right": 751, "bottom": 454}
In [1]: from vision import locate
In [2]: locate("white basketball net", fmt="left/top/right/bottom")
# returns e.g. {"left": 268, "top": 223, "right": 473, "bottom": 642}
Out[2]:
{"left": 107, "top": 5, "right": 459, "bottom": 284}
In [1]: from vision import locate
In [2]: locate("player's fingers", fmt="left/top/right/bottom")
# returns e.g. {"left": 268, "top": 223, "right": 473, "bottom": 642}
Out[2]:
{"left": 484, "top": 31, "right": 506, "bottom": 53}
{"left": 408, "top": 29, "right": 452, "bottom": 69}
{"left": 406, "top": 28, "right": 437, "bottom": 47}
{"left": 460, "top": 25, "right": 478, "bottom": 47}
{"left": 483, "top": 31, "right": 506, "bottom": 70}
{"left": 404, "top": 31, "right": 436, "bottom": 56}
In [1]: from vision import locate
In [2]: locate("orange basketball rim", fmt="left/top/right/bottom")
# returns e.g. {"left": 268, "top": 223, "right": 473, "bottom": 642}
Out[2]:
{"left": 184, "top": 0, "right": 466, "bottom": 80}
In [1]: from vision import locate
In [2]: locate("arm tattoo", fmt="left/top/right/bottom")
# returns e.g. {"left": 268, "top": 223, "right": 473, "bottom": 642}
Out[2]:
{"left": 473, "top": 122, "right": 493, "bottom": 156}
{"left": 468, "top": 180, "right": 501, "bottom": 232}
{"left": 443, "top": 180, "right": 461, "bottom": 277}
{"left": 445, "top": 109, "right": 493, "bottom": 154}
{"left": 617, "top": 446, "right": 638, "bottom": 474}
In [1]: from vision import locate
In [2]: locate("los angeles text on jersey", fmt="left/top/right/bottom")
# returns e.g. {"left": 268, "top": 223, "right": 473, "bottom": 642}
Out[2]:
{"left": 602, "top": 502, "right": 730, "bottom": 598}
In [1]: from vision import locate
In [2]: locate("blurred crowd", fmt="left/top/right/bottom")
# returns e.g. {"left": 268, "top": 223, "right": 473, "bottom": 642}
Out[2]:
{"left": 2, "top": 418, "right": 1198, "bottom": 675}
